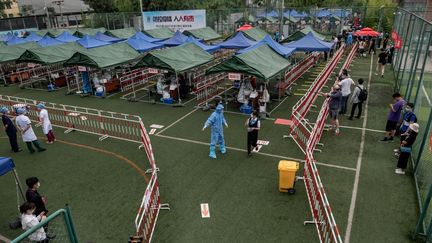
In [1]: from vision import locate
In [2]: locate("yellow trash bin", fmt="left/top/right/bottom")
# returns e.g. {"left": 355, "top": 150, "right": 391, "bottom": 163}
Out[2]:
{"left": 278, "top": 160, "right": 299, "bottom": 194}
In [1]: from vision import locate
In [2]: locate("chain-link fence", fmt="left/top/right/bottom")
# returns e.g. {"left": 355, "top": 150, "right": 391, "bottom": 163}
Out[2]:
{"left": 393, "top": 7, "right": 432, "bottom": 241}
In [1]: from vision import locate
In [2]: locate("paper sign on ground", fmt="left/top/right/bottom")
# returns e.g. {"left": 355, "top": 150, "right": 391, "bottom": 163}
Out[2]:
{"left": 150, "top": 124, "right": 165, "bottom": 129}
{"left": 200, "top": 203, "right": 210, "bottom": 218}
{"left": 257, "top": 140, "right": 269, "bottom": 145}
{"left": 149, "top": 128, "right": 156, "bottom": 135}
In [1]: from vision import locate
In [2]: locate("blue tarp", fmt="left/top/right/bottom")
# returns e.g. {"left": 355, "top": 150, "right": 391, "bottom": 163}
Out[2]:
{"left": 257, "top": 10, "right": 279, "bottom": 18}
{"left": 127, "top": 38, "right": 163, "bottom": 53}
{"left": 131, "top": 32, "right": 161, "bottom": 43}
{"left": 157, "top": 30, "right": 189, "bottom": 46}
{"left": 94, "top": 32, "right": 123, "bottom": 43}
{"left": 7, "top": 36, "right": 27, "bottom": 45}
{"left": 217, "top": 32, "right": 257, "bottom": 49}
{"left": 77, "top": 35, "right": 111, "bottom": 49}
{"left": 284, "top": 32, "right": 333, "bottom": 52}
{"left": 238, "top": 35, "right": 296, "bottom": 57}
{"left": 0, "top": 32, "right": 14, "bottom": 42}
{"left": 333, "top": 9, "right": 349, "bottom": 18}
{"left": 0, "top": 157, "right": 15, "bottom": 176}
{"left": 317, "top": 9, "right": 332, "bottom": 18}
{"left": 184, "top": 36, "right": 220, "bottom": 53}
{"left": 25, "top": 32, "right": 43, "bottom": 42}
{"left": 37, "top": 35, "right": 64, "bottom": 47}
{"left": 56, "top": 31, "right": 80, "bottom": 42}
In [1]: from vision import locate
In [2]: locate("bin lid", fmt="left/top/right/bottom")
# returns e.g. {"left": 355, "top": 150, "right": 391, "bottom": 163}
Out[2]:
{"left": 278, "top": 160, "right": 299, "bottom": 171}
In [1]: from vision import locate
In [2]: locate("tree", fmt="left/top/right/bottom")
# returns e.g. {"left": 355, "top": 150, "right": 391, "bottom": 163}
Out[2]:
{"left": 83, "top": 0, "right": 118, "bottom": 13}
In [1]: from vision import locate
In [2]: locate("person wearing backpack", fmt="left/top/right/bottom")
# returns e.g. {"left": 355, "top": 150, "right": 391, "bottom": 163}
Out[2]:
{"left": 348, "top": 79, "right": 367, "bottom": 120}
{"left": 394, "top": 103, "right": 417, "bottom": 156}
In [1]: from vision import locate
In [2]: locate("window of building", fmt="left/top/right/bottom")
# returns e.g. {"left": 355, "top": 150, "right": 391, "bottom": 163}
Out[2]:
{"left": 8, "top": 13, "right": 13, "bottom": 17}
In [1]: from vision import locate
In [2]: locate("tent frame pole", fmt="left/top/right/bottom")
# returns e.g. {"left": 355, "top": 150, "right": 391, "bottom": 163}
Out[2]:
{"left": 176, "top": 72, "right": 181, "bottom": 104}
{"left": 12, "top": 168, "right": 25, "bottom": 201}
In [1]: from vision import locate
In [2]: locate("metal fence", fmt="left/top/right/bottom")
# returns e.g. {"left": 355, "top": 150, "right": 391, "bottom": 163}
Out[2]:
{"left": 392, "top": 7, "right": 432, "bottom": 241}
{"left": 1, "top": 6, "right": 400, "bottom": 37}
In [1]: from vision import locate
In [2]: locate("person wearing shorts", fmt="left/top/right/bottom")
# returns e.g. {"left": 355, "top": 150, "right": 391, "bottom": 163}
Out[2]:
{"left": 381, "top": 92, "right": 405, "bottom": 142}
{"left": 324, "top": 85, "right": 342, "bottom": 135}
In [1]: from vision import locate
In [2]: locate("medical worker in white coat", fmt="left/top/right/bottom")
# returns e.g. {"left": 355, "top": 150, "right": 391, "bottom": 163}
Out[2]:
{"left": 15, "top": 108, "right": 46, "bottom": 153}
{"left": 37, "top": 103, "right": 55, "bottom": 144}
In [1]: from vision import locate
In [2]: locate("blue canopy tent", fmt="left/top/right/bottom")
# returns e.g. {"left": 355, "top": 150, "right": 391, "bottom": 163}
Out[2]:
{"left": 56, "top": 31, "right": 80, "bottom": 43}
{"left": 157, "top": 30, "right": 189, "bottom": 46}
{"left": 7, "top": 36, "right": 27, "bottom": 45}
{"left": 285, "top": 10, "right": 308, "bottom": 18}
{"left": 0, "top": 32, "right": 14, "bottom": 42}
{"left": 131, "top": 32, "right": 161, "bottom": 43}
{"left": 238, "top": 35, "right": 296, "bottom": 58}
{"left": 0, "top": 157, "right": 25, "bottom": 201}
{"left": 217, "top": 32, "right": 257, "bottom": 49}
{"left": 77, "top": 35, "right": 111, "bottom": 49}
{"left": 127, "top": 38, "right": 163, "bottom": 53}
{"left": 284, "top": 32, "right": 333, "bottom": 52}
{"left": 184, "top": 36, "right": 220, "bottom": 53}
{"left": 316, "top": 9, "right": 332, "bottom": 18}
{"left": 94, "top": 32, "right": 123, "bottom": 43}
{"left": 333, "top": 9, "right": 349, "bottom": 18}
{"left": 37, "top": 35, "right": 63, "bottom": 47}
{"left": 257, "top": 10, "right": 279, "bottom": 18}
{"left": 25, "top": 32, "right": 43, "bottom": 42}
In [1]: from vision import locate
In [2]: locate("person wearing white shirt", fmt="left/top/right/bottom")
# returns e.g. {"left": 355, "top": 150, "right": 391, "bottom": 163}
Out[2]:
{"left": 37, "top": 103, "right": 55, "bottom": 144}
{"left": 15, "top": 108, "right": 46, "bottom": 153}
{"left": 338, "top": 76, "right": 355, "bottom": 115}
{"left": 20, "top": 202, "right": 50, "bottom": 242}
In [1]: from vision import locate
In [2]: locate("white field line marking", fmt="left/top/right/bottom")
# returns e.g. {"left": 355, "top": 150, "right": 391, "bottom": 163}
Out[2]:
{"left": 422, "top": 84, "right": 432, "bottom": 105}
{"left": 269, "top": 95, "right": 290, "bottom": 114}
{"left": 344, "top": 53, "right": 374, "bottom": 243}
{"left": 156, "top": 108, "right": 198, "bottom": 135}
{"left": 155, "top": 134, "right": 356, "bottom": 171}
{"left": 183, "top": 96, "right": 197, "bottom": 105}
{"left": 311, "top": 123, "right": 384, "bottom": 133}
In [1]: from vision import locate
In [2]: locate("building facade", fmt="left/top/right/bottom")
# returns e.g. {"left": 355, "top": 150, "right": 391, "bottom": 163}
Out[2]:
{"left": 1, "top": 0, "right": 20, "bottom": 18}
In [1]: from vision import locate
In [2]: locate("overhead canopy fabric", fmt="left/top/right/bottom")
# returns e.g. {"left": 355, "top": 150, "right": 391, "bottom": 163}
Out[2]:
{"left": 56, "top": 31, "right": 80, "bottom": 42}
{"left": 18, "top": 42, "right": 85, "bottom": 65}
{"left": 25, "top": 32, "right": 43, "bottom": 42}
{"left": 241, "top": 27, "right": 268, "bottom": 41}
{"left": 157, "top": 31, "right": 189, "bottom": 46}
{"left": 184, "top": 36, "right": 220, "bottom": 53}
{"left": 183, "top": 27, "right": 221, "bottom": 41}
{"left": 7, "top": 36, "right": 27, "bottom": 45}
{"left": 281, "top": 26, "right": 328, "bottom": 43}
{"left": 285, "top": 10, "right": 308, "bottom": 18}
{"left": 0, "top": 32, "right": 13, "bottom": 42}
{"left": 238, "top": 35, "right": 296, "bottom": 58}
{"left": 144, "top": 28, "right": 174, "bottom": 39}
{"left": 64, "top": 42, "right": 141, "bottom": 69}
{"left": 234, "top": 15, "right": 255, "bottom": 24}
{"left": 135, "top": 42, "right": 213, "bottom": 73}
{"left": 0, "top": 42, "right": 38, "bottom": 64}
{"left": 37, "top": 35, "right": 63, "bottom": 47}
{"left": 0, "top": 157, "right": 15, "bottom": 177}
{"left": 131, "top": 32, "right": 161, "bottom": 43}
{"left": 207, "top": 44, "right": 290, "bottom": 80}
{"left": 257, "top": 10, "right": 279, "bottom": 18}
{"left": 106, "top": 28, "right": 137, "bottom": 39}
{"left": 127, "top": 38, "right": 163, "bottom": 53}
{"left": 218, "top": 32, "right": 257, "bottom": 49}
{"left": 74, "top": 28, "right": 107, "bottom": 38}
{"left": 77, "top": 35, "right": 111, "bottom": 49}
{"left": 94, "top": 32, "right": 123, "bottom": 43}
{"left": 284, "top": 32, "right": 333, "bottom": 52}
{"left": 316, "top": 9, "right": 332, "bottom": 18}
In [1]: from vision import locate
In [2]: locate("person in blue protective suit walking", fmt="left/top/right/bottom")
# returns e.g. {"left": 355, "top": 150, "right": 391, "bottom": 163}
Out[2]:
{"left": 202, "top": 104, "right": 228, "bottom": 159}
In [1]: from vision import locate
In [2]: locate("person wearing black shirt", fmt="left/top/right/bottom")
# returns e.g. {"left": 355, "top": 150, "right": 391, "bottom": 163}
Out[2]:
{"left": 368, "top": 38, "right": 376, "bottom": 54}
{"left": 245, "top": 111, "right": 260, "bottom": 156}
{"left": 25, "top": 177, "right": 48, "bottom": 216}
{"left": 396, "top": 123, "right": 419, "bottom": 175}
{"left": 1, "top": 107, "right": 21, "bottom": 152}
{"left": 376, "top": 49, "right": 388, "bottom": 77}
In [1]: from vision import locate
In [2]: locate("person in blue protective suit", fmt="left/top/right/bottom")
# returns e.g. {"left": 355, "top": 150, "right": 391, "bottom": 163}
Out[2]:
{"left": 346, "top": 32, "right": 353, "bottom": 47}
{"left": 202, "top": 104, "right": 228, "bottom": 159}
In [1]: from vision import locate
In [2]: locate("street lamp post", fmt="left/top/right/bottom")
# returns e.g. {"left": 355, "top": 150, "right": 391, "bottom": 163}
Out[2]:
{"left": 139, "top": 0, "right": 144, "bottom": 31}
{"left": 44, "top": 0, "right": 51, "bottom": 28}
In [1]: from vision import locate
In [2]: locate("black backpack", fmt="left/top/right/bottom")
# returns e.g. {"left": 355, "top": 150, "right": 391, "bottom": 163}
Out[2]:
{"left": 357, "top": 86, "right": 368, "bottom": 101}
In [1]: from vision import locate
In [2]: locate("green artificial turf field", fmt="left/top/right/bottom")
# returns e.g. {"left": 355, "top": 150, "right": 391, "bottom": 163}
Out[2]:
{"left": 0, "top": 52, "right": 422, "bottom": 243}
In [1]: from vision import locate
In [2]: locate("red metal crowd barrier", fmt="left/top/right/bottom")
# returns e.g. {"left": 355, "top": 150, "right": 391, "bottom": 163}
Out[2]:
{"left": 195, "top": 73, "right": 228, "bottom": 107}
{"left": 292, "top": 45, "right": 345, "bottom": 121}
{"left": 303, "top": 151, "right": 343, "bottom": 243}
{"left": 279, "top": 52, "right": 321, "bottom": 96}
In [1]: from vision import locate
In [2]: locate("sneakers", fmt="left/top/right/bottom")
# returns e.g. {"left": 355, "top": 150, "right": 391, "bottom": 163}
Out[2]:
{"left": 380, "top": 138, "right": 388, "bottom": 142}
{"left": 393, "top": 149, "right": 399, "bottom": 153}
{"left": 348, "top": 117, "right": 353, "bottom": 120}
{"left": 395, "top": 168, "right": 405, "bottom": 175}
{"left": 335, "top": 129, "right": 340, "bottom": 135}
{"left": 38, "top": 148, "right": 46, "bottom": 152}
